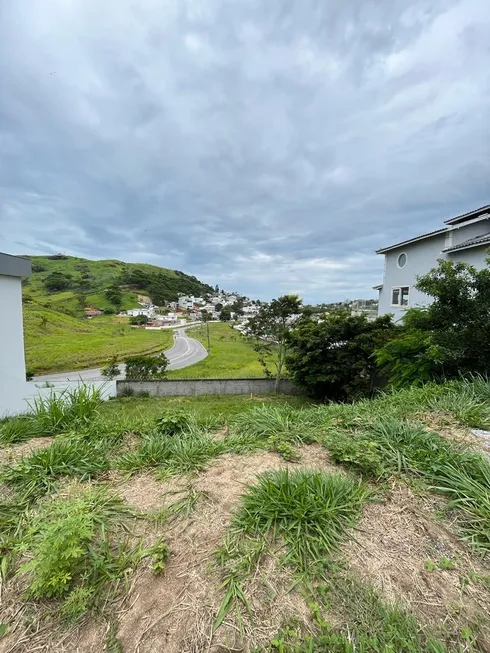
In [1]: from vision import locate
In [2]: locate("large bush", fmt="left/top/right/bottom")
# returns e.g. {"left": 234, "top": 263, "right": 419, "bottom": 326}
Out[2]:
{"left": 287, "top": 312, "right": 395, "bottom": 400}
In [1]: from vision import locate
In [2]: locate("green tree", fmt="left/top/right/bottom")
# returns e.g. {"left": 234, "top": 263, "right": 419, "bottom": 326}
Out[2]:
{"left": 129, "top": 314, "right": 149, "bottom": 325}
{"left": 287, "top": 312, "right": 395, "bottom": 400}
{"left": 105, "top": 284, "right": 122, "bottom": 309}
{"left": 376, "top": 258, "right": 490, "bottom": 385}
{"left": 247, "top": 295, "right": 303, "bottom": 391}
{"left": 76, "top": 292, "right": 87, "bottom": 310}
{"left": 101, "top": 356, "right": 121, "bottom": 380}
{"left": 220, "top": 306, "right": 232, "bottom": 321}
{"left": 43, "top": 272, "right": 72, "bottom": 292}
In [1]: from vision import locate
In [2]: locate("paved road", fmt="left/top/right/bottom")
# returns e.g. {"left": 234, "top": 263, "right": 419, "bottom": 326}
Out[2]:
{"left": 33, "top": 328, "right": 208, "bottom": 382}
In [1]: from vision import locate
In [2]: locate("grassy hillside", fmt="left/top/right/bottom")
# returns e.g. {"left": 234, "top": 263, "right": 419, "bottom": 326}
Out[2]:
{"left": 20, "top": 254, "right": 213, "bottom": 374}
{"left": 23, "top": 254, "right": 213, "bottom": 316}
{"left": 24, "top": 305, "right": 173, "bottom": 375}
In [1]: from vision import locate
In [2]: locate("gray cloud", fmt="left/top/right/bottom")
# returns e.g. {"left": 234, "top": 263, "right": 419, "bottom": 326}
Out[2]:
{"left": 1, "top": 0, "right": 489, "bottom": 301}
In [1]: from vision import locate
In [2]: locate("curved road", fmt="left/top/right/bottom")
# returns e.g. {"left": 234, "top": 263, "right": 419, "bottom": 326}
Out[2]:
{"left": 33, "top": 328, "right": 208, "bottom": 382}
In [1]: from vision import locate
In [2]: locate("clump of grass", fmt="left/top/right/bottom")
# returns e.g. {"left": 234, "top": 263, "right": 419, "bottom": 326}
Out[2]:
{"left": 215, "top": 470, "right": 369, "bottom": 628}
{"left": 1, "top": 437, "right": 110, "bottom": 501}
{"left": 325, "top": 417, "right": 490, "bottom": 551}
{"left": 28, "top": 385, "right": 103, "bottom": 434}
{"left": 118, "top": 431, "right": 226, "bottom": 477}
{"left": 0, "top": 415, "right": 47, "bottom": 445}
{"left": 427, "top": 388, "right": 490, "bottom": 429}
{"left": 232, "top": 404, "right": 317, "bottom": 442}
{"left": 228, "top": 469, "right": 368, "bottom": 571}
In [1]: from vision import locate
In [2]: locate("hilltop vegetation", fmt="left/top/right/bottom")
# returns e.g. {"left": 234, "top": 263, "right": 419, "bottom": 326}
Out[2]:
{"left": 23, "top": 254, "right": 214, "bottom": 315}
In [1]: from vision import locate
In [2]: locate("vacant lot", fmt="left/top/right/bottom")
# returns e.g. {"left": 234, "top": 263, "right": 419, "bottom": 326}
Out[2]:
{"left": 24, "top": 310, "right": 173, "bottom": 374}
{"left": 169, "top": 322, "right": 266, "bottom": 378}
{"left": 1, "top": 380, "right": 490, "bottom": 652}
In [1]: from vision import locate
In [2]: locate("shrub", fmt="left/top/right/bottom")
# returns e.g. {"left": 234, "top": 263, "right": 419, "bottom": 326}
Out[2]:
{"left": 101, "top": 357, "right": 121, "bottom": 380}
{"left": 125, "top": 355, "right": 168, "bottom": 380}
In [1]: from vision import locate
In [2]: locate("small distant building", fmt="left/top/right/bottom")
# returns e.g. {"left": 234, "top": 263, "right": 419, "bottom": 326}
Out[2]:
{"left": 84, "top": 307, "right": 102, "bottom": 318}
{"left": 127, "top": 307, "right": 155, "bottom": 318}
{"left": 178, "top": 295, "right": 195, "bottom": 310}
{"left": 0, "top": 252, "right": 32, "bottom": 416}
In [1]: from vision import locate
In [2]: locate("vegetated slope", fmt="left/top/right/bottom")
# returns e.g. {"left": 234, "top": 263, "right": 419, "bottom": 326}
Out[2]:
{"left": 1, "top": 380, "right": 490, "bottom": 652}
{"left": 24, "top": 306, "right": 173, "bottom": 375}
{"left": 23, "top": 254, "right": 214, "bottom": 314}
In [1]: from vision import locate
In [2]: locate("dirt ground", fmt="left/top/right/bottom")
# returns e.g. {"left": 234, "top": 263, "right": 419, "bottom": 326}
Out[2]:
{"left": 1, "top": 444, "right": 489, "bottom": 653}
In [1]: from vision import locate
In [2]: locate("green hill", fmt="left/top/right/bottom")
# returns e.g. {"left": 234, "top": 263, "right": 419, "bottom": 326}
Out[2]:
{"left": 23, "top": 255, "right": 213, "bottom": 315}
{"left": 21, "top": 255, "right": 214, "bottom": 374}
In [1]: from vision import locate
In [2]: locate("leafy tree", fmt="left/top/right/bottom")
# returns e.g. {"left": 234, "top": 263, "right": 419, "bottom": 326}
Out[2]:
{"left": 125, "top": 354, "right": 168, "bottom": 380}
{"left": 105, "top": 284, "right": 122, "bottom": 309}
{"left": 287, "top": 312, "right": 395, "bottom": 400}
{"left": 76, "top": 292, "right": 87, "bottom": 310}
{"left": 220, "top": 307, "right": 232, "bottom": 321}
{"left": 215, "top": 303, "right": 223, "bottom": 312}
{"left": 129, "top": 315, "right": 149, "bottom": 325}
{"left": 376, "top": 258, "right": 490, "bottom": 385}
{"left": 43, "top": 272, "right": 72, "bottom": 293}
{"left": 247, "top": 295, "right": 303, "bottom": 391}
{"left": 230, "top": 300, "right": 244, "bottom": 317}
{"left": 101, "top": 357, "right": 121, "bottom": 380}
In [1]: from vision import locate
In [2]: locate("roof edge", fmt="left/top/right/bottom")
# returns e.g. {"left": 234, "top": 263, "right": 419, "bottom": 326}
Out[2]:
{"left": 0, "top": 253, "right": 32, "bottom": 278}
{"left": 376, "top": 227, "right": 447, "bottom": 255}
{"left": 444, "top": 203, "right": 490, "bottom": 225}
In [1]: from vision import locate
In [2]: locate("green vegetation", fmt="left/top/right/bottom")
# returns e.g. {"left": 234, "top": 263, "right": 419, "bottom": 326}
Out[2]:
{"left": 22, "top": 254, "right": 212, "bottom": 373}
{"left": 1, "top": 380, "right": 490, "bottom": 650}
{"left": 24, "top": 309, "right": 173, "bottom": 374}
{"left": 169, "top": 322, "right": 265, "bottom": 378}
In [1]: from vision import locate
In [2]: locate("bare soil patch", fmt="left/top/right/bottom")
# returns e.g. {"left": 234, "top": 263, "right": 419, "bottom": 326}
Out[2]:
{"left": 0, "top": 436, "right": 54, "bottom": 466}
{"left": 343, "top": 481, "right": 490, "bottom": 644}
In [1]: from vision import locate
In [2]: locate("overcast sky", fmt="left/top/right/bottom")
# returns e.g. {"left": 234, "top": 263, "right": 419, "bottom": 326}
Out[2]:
{"left": 1, "top": 0, "right": 489, "bottom": 302}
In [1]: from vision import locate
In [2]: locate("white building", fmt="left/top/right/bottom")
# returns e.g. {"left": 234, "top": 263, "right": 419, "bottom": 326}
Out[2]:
{"left": 127, "top": 307, "right": 155, "bottom": 318}
{"left": 178, "top": 295, "right": 195, "bottom": 309}
{"left": 375, "top": 203, "right": 490, "bottom": 321}
{"left": 0, "top": 253, "right": 32, "bottom": 416}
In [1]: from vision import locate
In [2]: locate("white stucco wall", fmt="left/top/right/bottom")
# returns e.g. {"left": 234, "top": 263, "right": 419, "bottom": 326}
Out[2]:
{"left": 0, "top": 274, "right": 31, "bottom": 416}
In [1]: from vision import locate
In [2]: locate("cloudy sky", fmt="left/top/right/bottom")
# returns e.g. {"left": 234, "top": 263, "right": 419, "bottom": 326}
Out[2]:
{"left": 1, "top": 0, "right": 489, "bottom": 302}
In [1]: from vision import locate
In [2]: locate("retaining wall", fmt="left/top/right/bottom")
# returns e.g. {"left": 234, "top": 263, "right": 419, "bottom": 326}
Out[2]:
{"left": 116, "top": 378, "right": 300, "bottom": 397}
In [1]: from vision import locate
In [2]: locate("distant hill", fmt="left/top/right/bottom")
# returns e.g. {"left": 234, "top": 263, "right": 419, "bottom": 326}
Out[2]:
{"left": 22, "top": 255, "right": 214, "bottom": 316}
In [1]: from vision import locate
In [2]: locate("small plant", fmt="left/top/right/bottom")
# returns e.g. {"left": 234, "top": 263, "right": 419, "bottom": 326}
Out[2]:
{"left": 438, "top": 556, "right": 456, "bottom": 570}
{"left": 137, "top": 390, "right": 151, "bottom": 398}
{"left": 267, "top": 434, "right": 301, "bottom": 462}
{"left": 16, "top": 485, "right": 133, "bottom": 602}
{"left": 101, "top": 357, "right": 121, "bottom": 380}
{"left": 120, "top": 386, "right": 135, "bottom": 397}
{"left": 424, "top": 560, "right": 436, "bottom": 572}
{"left": 155, "top": 410, "right": 190, "bottom": 436}
{"left": 27, "top": 384, "right": 103, "bottom": 435}
{"left": 148, "top": 538, "right": 169, "bottom": 575}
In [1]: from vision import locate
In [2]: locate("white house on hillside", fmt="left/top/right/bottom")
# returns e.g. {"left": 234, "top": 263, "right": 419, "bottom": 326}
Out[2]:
{"left": 0, "top": 253, "right": 32, "bottom": 415}
{"left": 375, "top": 204, "right": 490, "bottom": 321}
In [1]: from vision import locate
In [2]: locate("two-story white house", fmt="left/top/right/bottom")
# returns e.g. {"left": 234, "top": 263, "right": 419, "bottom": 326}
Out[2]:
{"left": 376, "top": 204, "right": 490, "bottom": 321}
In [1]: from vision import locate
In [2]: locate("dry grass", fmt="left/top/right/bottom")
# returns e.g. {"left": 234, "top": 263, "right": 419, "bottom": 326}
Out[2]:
{"left": 343, "top": 481, "right": 490, "bottom": 644}
{"left": 0, "top": 437, "right": 54, "bottom": 467}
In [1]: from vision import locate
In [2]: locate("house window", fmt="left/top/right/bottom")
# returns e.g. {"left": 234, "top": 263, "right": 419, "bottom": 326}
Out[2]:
{"left": 391, "top": 286, "right": 410, "bottom": 307}
{"left": 397, "top": 252, "right": 407, "bottom": 268}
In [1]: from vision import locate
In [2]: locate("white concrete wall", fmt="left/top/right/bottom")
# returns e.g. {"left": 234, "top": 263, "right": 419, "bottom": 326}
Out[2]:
{"left": 0, "top": 275, "right": 30, "bottom": 416}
